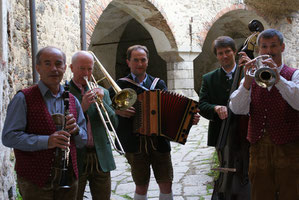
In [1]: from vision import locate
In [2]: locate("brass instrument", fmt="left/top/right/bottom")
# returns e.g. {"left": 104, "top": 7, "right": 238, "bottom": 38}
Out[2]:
{"left": 88, "top": 51, "right": 137, "bottom": 110}
{"left": 246, "top": 55, "right": 277, "bottom": 88}
{"left": 84, "top": 75, "right": 125, "bottom": 155}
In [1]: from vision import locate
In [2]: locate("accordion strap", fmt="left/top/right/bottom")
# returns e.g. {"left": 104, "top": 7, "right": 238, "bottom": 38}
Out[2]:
{"left": 150, "top": 78, "right": 160, "bottom": 90}
{"left": 119, "top": 77, "right": 160, "bottom": 91}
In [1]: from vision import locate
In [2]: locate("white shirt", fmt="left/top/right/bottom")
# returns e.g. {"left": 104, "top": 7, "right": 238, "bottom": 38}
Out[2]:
{"left": 222, "top": 64, "right": 237, "bottom": 80}
{"left": 229, "top": 65, "right": 299, "bottom": 115}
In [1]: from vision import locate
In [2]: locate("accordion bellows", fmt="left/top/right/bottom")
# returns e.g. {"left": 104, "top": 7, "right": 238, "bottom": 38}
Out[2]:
{"left": 133, "top": 90, "right": 198, "bottom": 144}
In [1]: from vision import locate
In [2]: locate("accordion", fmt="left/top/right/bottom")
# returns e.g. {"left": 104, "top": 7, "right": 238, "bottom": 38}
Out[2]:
{"left": 132, "top": 90, "right": 198, "bottom": 144}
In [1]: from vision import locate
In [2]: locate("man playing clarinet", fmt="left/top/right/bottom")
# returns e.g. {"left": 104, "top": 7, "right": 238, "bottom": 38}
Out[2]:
{"left": 2, "top": 46, "right": 87, "bottom": 200}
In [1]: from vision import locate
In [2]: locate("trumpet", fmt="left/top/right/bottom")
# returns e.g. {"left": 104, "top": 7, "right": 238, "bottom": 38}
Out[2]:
{"left": 88, "top": 51, "right": 137, "bottom": 110}
{"left": 84, "top": 75, "right": 125, "bottom": 155}
{"left": 246, "top": 55, "right": 277, "bottom": 88}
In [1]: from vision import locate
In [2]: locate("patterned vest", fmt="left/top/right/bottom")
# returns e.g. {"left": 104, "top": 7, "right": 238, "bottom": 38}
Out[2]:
{"left": 14, "top": 85, "right": 78, "bottom": 187}
{"left": 248, "top": 65, "right": 299, "bottom": 144}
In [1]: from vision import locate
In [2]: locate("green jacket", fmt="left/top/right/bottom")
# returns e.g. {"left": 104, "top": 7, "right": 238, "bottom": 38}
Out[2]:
{"left": 69, "top": 80, "right": 118, "bottom": 173}
{"left": 199, "top": 68, "right": 234, "bottom": 146}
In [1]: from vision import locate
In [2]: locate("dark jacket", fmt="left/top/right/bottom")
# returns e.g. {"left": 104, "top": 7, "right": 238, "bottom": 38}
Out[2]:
{"left": 109, "top": 74, "right": 171, "bottom": 153}
{"left": 199, "top": 68, "right": 234, "bottom": 146}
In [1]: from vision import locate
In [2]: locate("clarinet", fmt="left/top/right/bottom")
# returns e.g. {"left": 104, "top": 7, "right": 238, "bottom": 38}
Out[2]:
{"left": 58, "top": 80, "right": 71, "bottom": 189}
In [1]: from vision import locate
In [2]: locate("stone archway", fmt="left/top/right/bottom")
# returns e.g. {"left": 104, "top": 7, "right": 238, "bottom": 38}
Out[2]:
{"left": 193, "top": 9, "right": 269, "bottom": 94}
{"left": 85, "top": 0, "right": 178, "bottom": 90}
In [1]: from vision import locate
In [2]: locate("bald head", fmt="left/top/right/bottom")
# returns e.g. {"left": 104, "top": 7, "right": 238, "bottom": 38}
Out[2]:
{"left": 71, "top": 51, "right": 94, "bottom": 65}
{"left": 70, "top": 51, "right": 94, "bottom": 85}
{"left": 36, "top": 46, "right": 66, "bottom": 65}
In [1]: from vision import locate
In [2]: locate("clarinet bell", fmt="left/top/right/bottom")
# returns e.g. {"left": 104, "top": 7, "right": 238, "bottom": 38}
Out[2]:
{"left": 58, "top": 168, "right": 71, "bottom": 189}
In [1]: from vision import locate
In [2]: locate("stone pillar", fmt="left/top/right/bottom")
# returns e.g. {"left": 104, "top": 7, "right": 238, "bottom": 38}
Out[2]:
{"left": 160, "top": 51, "right": 199, "bottom": 100}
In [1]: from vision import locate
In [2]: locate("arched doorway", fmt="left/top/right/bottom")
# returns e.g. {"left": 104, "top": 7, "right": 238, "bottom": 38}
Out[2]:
{"left": 193, "top": 10, "right": 269, "bottom": 94}
{"left": 115, "top": 19, "right": 167, "bottom": 82}
{"left": 88, "top": 2, "right": 174, "bottom": 88}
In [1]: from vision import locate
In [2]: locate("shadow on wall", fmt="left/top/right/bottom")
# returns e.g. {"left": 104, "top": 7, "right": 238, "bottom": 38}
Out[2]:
{"left": 115, "top": 19, "right": 167, "bottom": 83}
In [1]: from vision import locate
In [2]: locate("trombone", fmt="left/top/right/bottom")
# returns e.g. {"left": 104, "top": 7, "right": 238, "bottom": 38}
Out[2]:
{"left": 88, "top": 51, "right": 137, "bottom": 110}
{"left": 84, "top": 75, "right": 125, "bottom": 155}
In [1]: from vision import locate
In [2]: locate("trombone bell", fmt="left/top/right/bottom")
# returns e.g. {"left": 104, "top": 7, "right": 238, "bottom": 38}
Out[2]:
{"left": 88, "top": 51, "right": 137, "bottom": 110}
{"left": 112, "top": 88, "right": 137, "bottom": 110}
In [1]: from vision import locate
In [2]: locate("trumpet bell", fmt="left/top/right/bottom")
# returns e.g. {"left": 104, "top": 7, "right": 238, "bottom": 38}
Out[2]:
{"left": 254, "top": 67, "right": 277, "bottom": 88}
{"left": 112, "top": 88, "right": 137, "bottom": 110}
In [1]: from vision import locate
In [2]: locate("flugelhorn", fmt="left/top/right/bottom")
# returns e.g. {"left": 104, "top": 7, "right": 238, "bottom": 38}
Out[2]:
{"left": 88, "top": 51, "right": 137, "bottom": 110}
{"left": 246, "top": 55, "right": 277, "bottom": 88}
{"left": 84, "top": 76, "right": 125, "bottom": 155}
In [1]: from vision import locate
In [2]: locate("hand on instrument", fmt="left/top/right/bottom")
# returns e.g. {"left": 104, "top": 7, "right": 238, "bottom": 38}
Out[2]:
{"left": 243, "top": 59, "right": 256, "bottom": 90}
{"left": 115, "top": 107, "right": 136, "bottom": 118}
{"left": 238, "top": 52, "right": 251, "bottom": 66}
{"left": 48, "top": 130, "right": 70, "bottom": 149}
{"left": 214, "top": 105, "right": 228, "bottom": 120}
{"left": 192, "top": 109, "right": 200, "bottom": 125}
{"left": 65, "top": 113, "right": 80, "bottom": 135}
{"left": 81, "top": 88, "right": 103, "bottom": 112}
{"left": 260, "top": 56, "right": 280, "bottom": 83}
{"left": 93, "top": 88, "right": 104, "bottom": 100}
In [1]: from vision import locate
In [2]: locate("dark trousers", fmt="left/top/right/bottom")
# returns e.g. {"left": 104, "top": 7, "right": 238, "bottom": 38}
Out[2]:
{"left": 17, "top": 169, "right": 78, "bottom": 200}
{"left": 77, "top": 149, "right": 111, "bottom": 200}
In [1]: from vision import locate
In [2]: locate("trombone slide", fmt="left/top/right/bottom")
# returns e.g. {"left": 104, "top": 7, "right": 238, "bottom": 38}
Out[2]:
{"left": 84, "top": 76, "right": 125, "bottom": 155}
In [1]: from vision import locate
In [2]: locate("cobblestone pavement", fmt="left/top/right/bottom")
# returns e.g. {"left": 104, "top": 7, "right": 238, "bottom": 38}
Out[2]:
{"left": 84, "top": 118, "right": 215, "bottom": 200}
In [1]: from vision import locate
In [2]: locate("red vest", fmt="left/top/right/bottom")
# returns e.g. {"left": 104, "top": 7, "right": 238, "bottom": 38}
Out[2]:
{"left": 14, "top": 85, "right": 78, "bottom": 187}
{"left": 248, "top": 65, "right": 299, "bottom": 144}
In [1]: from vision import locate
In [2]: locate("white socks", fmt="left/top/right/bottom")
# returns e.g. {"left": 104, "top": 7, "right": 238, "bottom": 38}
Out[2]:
{"left": 134, "top": 193, "right": 148, "bottom": 200}
{"left": 159, "top": 192, "right": 173, "bottom": 200}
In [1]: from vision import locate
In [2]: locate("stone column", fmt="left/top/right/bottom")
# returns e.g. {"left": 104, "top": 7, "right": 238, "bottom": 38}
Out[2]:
{"left": 160, "top": 51, "right": 199, "bottom": 100}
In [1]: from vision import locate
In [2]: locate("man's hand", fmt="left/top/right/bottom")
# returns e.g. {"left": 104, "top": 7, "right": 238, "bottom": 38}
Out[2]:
{"left": 192, "top": 109, "right": 200, "bottom": 125}
{"left": 214, "top": 105, "right": 228, "bottom": 120}
{"left": 81, "top": 88, "right": 104, "bottom": 112}
{"left": 261, "top": 57, "right": 280, "bottom": 83}
{"left": 243, "top": 59, "right": 256, "bottom": 90}
{"left": 238, "top": 52, "right": 251, "bottom": 66}
{"left": 48, "top": 130, "right": 70, "bottom": 149}
{"left": 115, "top": 107, "right": 136, "bottom": 118}
{"left": 65, "top": 113, "right": 79, "bottom": 135}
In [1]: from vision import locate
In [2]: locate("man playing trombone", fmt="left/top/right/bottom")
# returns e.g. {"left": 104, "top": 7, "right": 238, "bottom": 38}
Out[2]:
{"left": 69, "top": 51, "right": 118, "bottom": 200}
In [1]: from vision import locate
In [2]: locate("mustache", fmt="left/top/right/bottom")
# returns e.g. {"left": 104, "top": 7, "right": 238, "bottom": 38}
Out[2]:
{"left": 48, "top": 73, "right": 61, "bottom": 77}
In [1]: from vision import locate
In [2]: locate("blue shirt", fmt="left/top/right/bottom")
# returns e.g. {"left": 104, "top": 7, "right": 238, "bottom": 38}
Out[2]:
{"left": 131, "top": 72, "right": 148, "bottom": 86}
{"left": 2, "top": 80, "right": 87, "bottom": 151}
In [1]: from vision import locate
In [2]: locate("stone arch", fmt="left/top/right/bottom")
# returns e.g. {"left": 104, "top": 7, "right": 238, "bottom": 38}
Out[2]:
{"left": 85, "top": 0, "right": 178, "bottom": 87}
{"left": 85, "top": 0, "right": 177, "bottom": 52}
{"left": 194, "top": 8, "right": 269, "bottom": 94}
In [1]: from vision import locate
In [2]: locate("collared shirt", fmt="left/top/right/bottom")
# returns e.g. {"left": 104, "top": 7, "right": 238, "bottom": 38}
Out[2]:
{"left": 2, "top": 80, "right": 87, "bottom": 151}
{"left": 229, "top": 64, "right": 299, "bottom": 114}
{"left": 222, "top": 64, "right": 237, "bottom": 80}
{"left": 131, "top": 72, "right": 148, "bottom": 86}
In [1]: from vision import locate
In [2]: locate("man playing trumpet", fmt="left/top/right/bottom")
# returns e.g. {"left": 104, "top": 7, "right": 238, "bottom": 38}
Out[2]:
{"left": 230, "top": 29, "right": 299, "bottom": 200}
{"left": 69, "top": 50, "right": 118, "bottom": 200}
